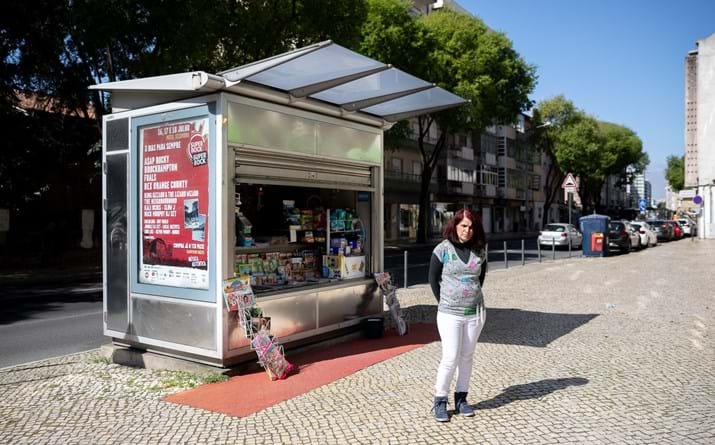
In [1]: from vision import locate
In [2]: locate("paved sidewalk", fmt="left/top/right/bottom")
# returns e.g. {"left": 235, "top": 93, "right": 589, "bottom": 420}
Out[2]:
{"left": 1, "top": 240, "right": 713, "bottom": 444}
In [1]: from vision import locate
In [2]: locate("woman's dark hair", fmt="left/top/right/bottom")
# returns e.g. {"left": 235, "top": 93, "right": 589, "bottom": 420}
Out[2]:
{"left": 442, "top": 208, "right": 486, "bottom": 249}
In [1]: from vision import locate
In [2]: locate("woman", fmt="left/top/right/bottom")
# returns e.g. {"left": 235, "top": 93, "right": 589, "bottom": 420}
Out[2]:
{"left": 429, "top": 208, "right": 487, "bottom": 422}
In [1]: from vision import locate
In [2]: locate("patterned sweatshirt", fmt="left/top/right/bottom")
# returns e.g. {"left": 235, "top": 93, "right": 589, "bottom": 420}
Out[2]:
{"left": 428, "top": 239, "right": 487, "bottom": 316}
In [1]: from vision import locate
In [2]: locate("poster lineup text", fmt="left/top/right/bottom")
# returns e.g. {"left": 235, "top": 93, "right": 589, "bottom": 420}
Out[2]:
{"left": 139, "top": 117, "right": 210, "bottom": 290}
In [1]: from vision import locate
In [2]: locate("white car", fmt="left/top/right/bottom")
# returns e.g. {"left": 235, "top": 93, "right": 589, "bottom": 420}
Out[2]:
{"left": 630, "top": 221, "right": 657, "bottom": 248}
{"left": 538, "top": 223, "right": 583, "bottom": 249}
{"left": 677, "top": 219, "right": 695, "bottom": 236}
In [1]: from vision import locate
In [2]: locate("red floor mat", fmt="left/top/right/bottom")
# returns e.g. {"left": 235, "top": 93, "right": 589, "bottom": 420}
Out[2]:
{"left": 164, "top": 323, "right": 439, "bottom": 417}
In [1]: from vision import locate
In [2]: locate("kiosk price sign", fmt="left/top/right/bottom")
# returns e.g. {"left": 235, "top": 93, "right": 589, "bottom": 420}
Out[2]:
{"left": 139, "top": 117, "right": 210, "bottom": 289}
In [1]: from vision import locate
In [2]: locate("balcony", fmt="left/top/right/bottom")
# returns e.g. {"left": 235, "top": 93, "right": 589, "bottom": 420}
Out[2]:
{"left": 438, "top": 180, "right": 475, "bottom": 196}
{"left": 484, "top": 184, "right": 497, "bottom": 197}
{"left": 448, "top": 145, "right": 474, "bottom": 161}
{"left": 384, "top": 169, "right": 437, "bottom": 193}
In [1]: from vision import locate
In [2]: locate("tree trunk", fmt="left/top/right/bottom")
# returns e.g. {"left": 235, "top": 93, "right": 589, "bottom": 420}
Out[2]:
{"left": 541, "top": 156, "right": 565, "bottom": 227}
{"left": 416, "top": 164, "right": 433, "bottom": 243}
{"left": 415, "top": 117, "right": 445, "bottom": 244}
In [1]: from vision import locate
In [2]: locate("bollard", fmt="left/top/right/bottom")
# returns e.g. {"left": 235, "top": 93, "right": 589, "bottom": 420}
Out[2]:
{"left": 552, "top": 237, "right": 556, "bottom": 260}
{"left": 403, "top": 250, "right": 408, "bottom": 289}
{"left": 504, "top": 241, "right": 508, "bottom": 269}
{"left": 538, "top": 240, "right": 542, "bottom": 263}
{"left": 521, "top": 239, "right": 525, "bottom": 266}
{"left": 568, "top": 236, "right": 572, "bottom": 258}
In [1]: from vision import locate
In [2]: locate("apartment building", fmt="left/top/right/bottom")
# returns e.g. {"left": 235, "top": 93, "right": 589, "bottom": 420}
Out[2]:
{"left": 684, "top": 32, "right": 715, "bottom": 238}
{"left": 383, "top": 114, "right": 547, "bottom": 240}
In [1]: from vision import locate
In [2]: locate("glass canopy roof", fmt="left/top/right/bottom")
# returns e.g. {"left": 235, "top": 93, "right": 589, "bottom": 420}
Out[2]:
{"left": 91, "top": 41, "right": 468, "bottom": 124}
{"left": 220, "top": 41, "right": 467, "bottom": 122}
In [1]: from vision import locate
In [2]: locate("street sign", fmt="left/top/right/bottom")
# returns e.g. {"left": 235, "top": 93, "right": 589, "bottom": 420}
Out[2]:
{"left": 639, "top": 198, "right": 647, "bottom": 213}
{"left": 561, "top": 173, "right": 578, "bottom": 191}
{"left": 693, "top": 195, "right": 703, "bottom": 205}
{"left": 679, "top": 189, "right": 695, "bottom": 199}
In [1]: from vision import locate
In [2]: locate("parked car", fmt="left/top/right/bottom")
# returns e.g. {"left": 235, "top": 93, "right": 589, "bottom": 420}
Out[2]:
{"left": 648, "top": 220, "right": 674, "bottom": 241}
{"left": 630, "top": 221, "right": 657, "bottom": 248}
{"left": 677, "top": 218, "right": 696, "bottom": 237}
{"left": 669, "top": 220, "right": 683, "bottom": 240}
{"left": 538, "top": 223, "right": 583, "bottom": 249}
{"left": 608, "top": 221, "right": 640, "bottom": 253}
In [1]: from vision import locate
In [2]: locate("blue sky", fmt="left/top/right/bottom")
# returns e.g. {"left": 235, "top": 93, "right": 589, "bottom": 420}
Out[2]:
{"left": 460, "top": 0, "right": 715, "bottom": 200}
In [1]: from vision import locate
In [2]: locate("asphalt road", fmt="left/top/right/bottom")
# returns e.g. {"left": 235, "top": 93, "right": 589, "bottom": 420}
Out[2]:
{"left": 0, "top": 236, "right": 585, "bottom": 368}
{"left": 0, "top": 280, "right": 107, "bottom": 369}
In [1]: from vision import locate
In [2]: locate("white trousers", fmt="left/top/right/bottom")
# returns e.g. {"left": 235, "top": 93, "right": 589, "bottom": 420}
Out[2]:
{"left": 434, "top": 307, "right": 486, "bottom": 397}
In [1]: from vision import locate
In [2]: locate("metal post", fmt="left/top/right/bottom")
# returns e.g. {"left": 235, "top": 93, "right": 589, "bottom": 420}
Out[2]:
{"left": 568, "top": 235, "right": 572, "bottom": 258}
{"left": 403, "top": 250, "right": 408, "bottom": 289}
{"left": 503, "top": 241, "right": 508, "bottom": 269}
{"left": 552, "top": 237, "right": 556, "bottom": 260}
{"left": 538, "top": 240, "right": 542, "bottom": 263}
{"left": 521, "top": 239, "right": 525, "bottom": 266}
{"left": 568, "top": 192, "right": 573, "bottom": 226}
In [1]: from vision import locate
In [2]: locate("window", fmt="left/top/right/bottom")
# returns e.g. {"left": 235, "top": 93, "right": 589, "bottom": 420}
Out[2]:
{"left": 235, "top": 183, "right": 372, "bottom": 294}
{"left": 391, "top": 157, "right": 403, "bottom": 172}
{"left": 412, "top": 161, "right": 422, "bottom": 176}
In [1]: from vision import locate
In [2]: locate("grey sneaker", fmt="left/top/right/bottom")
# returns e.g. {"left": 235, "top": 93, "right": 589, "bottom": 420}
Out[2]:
{"left": 454, "top": 392, "right": 475, "bottom": 417}
{"left": 432, "top": 396, "right": 449, "bottom": 422}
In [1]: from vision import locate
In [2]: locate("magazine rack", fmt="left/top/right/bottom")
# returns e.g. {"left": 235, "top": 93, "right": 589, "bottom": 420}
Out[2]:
{"left": 374, "top": 272, "right": 408, "bottom": 336}
{"left": 223, "top": 276, "right": 295, "bottom": 380}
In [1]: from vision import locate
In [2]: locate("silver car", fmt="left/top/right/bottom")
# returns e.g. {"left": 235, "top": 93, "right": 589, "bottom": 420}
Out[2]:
{"left": 538, "top": 223, "right": 583, "bottom": 248}
{"left": 630, "top": 221, "right": 657, "bottom": 247}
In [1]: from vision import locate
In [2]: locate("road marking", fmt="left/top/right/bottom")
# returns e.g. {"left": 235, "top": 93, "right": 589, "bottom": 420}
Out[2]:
{"left": 0, "top": 310, "right": 103, "bottom": 329}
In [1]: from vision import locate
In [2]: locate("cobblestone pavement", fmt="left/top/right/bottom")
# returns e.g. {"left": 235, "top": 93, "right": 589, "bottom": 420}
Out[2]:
{"left": 1, "top": 240, "right": 714, "bottom": 444}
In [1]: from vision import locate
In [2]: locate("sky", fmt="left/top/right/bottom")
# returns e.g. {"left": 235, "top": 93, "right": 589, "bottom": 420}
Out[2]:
{"left": 459, "top": 0, "right": 715, "bottom": 200}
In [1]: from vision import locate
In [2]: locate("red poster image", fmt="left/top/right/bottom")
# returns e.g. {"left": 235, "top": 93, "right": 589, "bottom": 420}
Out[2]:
{"left": 139, "top": 117, "right": 209, "bottom": 289}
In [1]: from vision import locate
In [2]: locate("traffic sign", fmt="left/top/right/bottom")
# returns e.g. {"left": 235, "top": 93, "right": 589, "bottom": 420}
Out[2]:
{"left": 693, "top": 195, "right": 703, "bottom": 205}
{"left": 639, "top": 198, "right": 647, "bottom": 212}
{"left": 562, "top": 173, "right": 578, "bottom": 192}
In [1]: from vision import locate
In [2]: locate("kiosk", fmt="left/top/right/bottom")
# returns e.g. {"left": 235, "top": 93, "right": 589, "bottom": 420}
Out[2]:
{"left": 93, "top": 41, "right": 466, "bottom": 366}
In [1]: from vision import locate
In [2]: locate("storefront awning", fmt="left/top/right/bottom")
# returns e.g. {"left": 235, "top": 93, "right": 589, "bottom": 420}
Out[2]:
{"left": 91, "top": 41, "right": 467, "bottom": 125}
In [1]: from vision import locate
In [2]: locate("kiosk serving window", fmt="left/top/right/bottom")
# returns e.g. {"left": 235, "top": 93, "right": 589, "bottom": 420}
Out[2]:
{"left": 234, "top": 183, "right": 371, "bottom": 295}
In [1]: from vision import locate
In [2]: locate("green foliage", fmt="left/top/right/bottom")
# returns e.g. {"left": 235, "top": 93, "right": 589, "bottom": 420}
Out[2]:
{"left": 150, "top": 370, "right": 228, "bottom": 391}
{"left": 358, "top": 0, "right": 434, "bottom": 76}
{"left": 359, "top": 1, "right": 536, "bottom": 241}
{"left": 665, "top": 155, "right": 685, "bottom": 191}
{"left": 419, "top": 9, "right": 536, "bottom": 133}
{"left": 535, "top": 96, "right": 647, "bottom": 208}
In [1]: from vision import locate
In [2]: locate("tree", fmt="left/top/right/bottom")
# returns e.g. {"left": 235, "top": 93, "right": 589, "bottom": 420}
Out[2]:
{"left": 665, "top": 155, "right": 685, "bottom": 191}
{"left": 360, "top": 1, "right": 536, "bottom": 242}
{"left": 0, "top": 0, "right": 369, "bottom": 251}
{"left": 534, "top": 96, "right": 646, "bottom": 214}
{"left": 531, "top": 96, "right": 581, "bottom": 226}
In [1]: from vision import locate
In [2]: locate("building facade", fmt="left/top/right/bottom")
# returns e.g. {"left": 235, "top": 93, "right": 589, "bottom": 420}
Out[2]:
{"left": 685, "top": 33, "right": 715, "bottom": 238}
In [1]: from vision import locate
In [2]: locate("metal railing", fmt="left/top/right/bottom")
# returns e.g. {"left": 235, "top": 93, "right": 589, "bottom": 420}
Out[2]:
{"left": 389, "top": 237, "right": 584, "bottom": 288}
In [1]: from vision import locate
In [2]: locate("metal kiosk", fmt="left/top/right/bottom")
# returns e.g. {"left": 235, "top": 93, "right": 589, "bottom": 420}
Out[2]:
{"left": 93, "top": 41, "right": 466, "bottom": 367}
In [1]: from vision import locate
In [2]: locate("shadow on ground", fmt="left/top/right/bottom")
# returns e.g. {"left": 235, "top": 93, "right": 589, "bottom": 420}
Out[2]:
{"left": 0, "top": 277, "right": 102, "bottom": 325}
{"left": 399, "top": 305, "right": 598, "bottom": 348}
{"left": 473, "top": 377, "right": 589, "bottom": 410}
